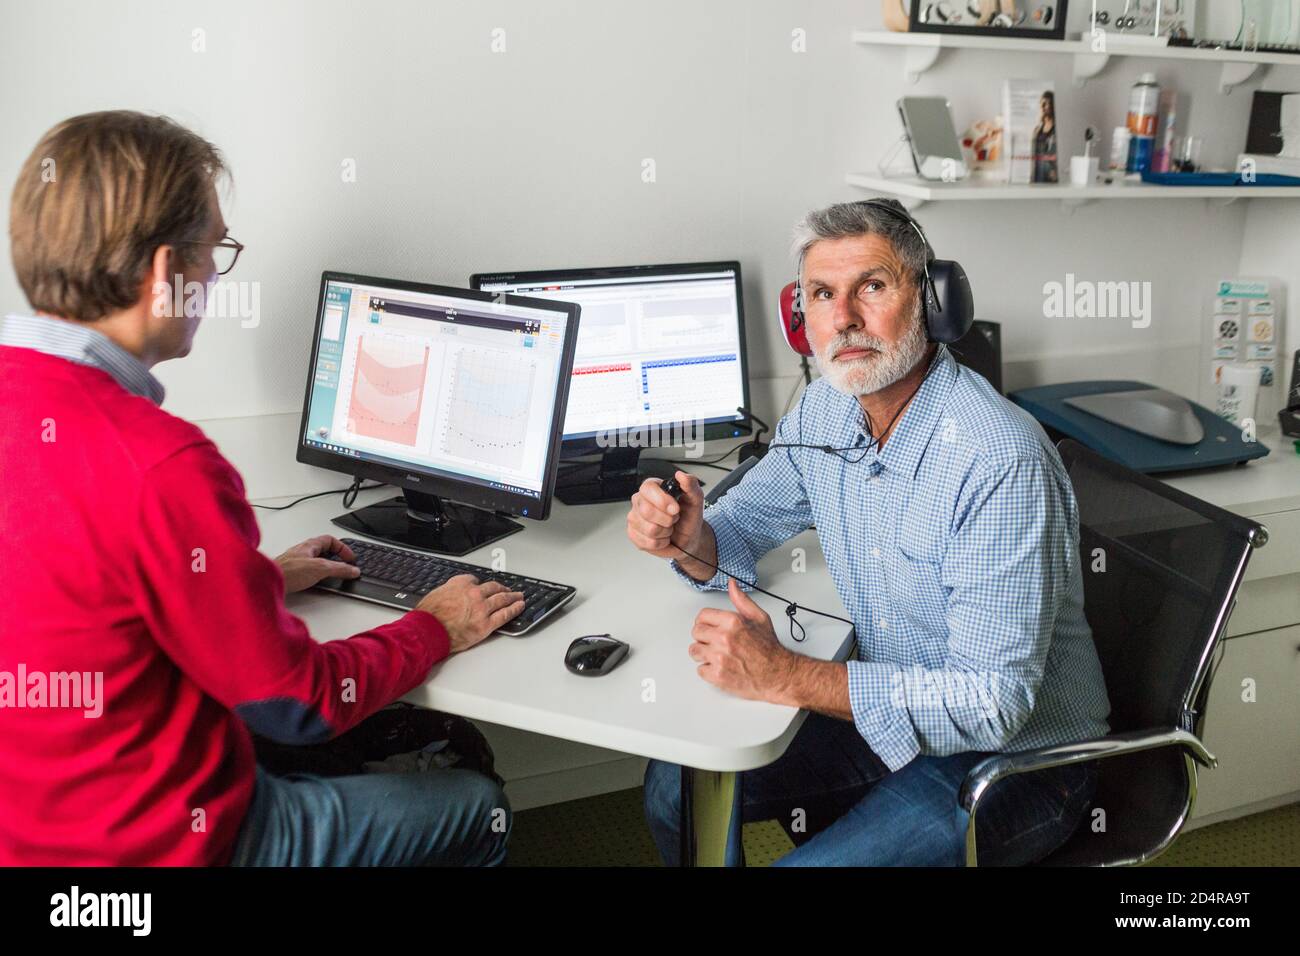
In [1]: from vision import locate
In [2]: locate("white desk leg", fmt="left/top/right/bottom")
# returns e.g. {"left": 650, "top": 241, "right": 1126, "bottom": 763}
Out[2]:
{"left": 680, "top": 767, "right": 739, "bottom": 867}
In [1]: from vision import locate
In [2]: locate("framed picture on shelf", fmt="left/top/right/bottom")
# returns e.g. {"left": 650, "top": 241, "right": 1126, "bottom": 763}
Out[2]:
{"left": 908, "top": 1, "right": 1069, "bottom": 42}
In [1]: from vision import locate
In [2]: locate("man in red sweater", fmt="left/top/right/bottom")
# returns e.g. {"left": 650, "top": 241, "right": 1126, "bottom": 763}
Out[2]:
{"left": 0, "top": 111, "right": 524, "bottom": 866}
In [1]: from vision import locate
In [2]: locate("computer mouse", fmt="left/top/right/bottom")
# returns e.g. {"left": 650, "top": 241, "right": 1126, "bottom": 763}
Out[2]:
{"left": 565, "top": 634, "right": 629, "bottom": 676}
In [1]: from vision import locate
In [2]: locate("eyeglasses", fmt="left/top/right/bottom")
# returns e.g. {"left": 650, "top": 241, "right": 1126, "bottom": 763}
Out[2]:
{"left": 178, "top": 235, "right": 244, "bottom": 275}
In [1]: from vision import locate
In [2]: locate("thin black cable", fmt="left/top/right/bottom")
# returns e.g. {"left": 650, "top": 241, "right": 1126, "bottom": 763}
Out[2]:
{"left": 773, "top": 346, "right": 938, "bottom": 469}
{"left": 675, "top": 460, "right": 738, "bottom": 473}
{"left": 252, "top": 477, "right": 382, "bottom": 512}
{"left": 341, "top": 476, "right": 366, "bottom": 508}
{"left": 667, "top": 436, "right": 759, "bottom": 469}
{"left": 672, "top": 538, "right": 855, "bottom": 644}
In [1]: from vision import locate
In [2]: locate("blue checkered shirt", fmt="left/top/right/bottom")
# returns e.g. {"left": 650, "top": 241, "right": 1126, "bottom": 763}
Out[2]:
{"left": 673, "top": 345, "right": 1111, "bottom": 771}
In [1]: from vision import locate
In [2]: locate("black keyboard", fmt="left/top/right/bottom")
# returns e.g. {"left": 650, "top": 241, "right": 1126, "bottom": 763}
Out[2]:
{"left": 314, "top": 538, "right": 576, "bottom": 636}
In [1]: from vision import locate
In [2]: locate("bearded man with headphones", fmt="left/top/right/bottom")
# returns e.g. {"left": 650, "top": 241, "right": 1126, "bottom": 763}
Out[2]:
{"left": 627, "top": 199, "right": 1111, "bottom": 867}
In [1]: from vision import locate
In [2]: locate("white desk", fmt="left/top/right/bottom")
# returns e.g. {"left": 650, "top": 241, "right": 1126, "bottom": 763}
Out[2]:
{"left": 255, "top": 483, "right": 855, "bottom": 863}
{"left": 258, "top": 488, "right": 855, "bottom": 770}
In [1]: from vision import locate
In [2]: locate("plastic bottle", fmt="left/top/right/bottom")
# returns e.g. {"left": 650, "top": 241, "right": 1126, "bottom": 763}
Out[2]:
{"left": 1125, "top": 73, "right": 1160, "bottom": 175}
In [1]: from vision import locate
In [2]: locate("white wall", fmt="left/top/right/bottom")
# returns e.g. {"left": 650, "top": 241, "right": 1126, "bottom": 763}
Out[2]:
{"left": 1, "top": 0, "right": 1296, "bottom": 432}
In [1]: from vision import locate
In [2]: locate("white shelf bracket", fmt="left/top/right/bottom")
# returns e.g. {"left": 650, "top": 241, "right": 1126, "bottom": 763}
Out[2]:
{"left": 1219, "top": 61, "right": 1263, "bottom": 94}
{"left": 904, "top": 45, "right": 942, "bottom": 83}
{"left": 1072, "top": 52, "right": 1109, "bottom": 87}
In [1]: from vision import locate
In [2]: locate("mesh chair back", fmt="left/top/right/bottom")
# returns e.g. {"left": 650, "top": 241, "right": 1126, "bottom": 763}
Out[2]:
{"left": 1040, "top": 442, "right": 1263, "bottom": 865}
{"left": 1060, "top": 440, "right": 1262, "bottom": 736}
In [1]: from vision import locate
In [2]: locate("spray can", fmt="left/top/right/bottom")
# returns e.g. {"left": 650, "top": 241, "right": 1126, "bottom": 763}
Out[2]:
{"left": 1126, "top": 73, "right": 1160, "bottom": 174}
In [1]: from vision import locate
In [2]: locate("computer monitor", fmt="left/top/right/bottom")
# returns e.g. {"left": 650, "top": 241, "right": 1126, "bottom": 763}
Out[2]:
{"left": 471, "top": 261, "right": 751, "bottom": 504}
{"left": 297, "top": 271, "right": 580, "bottom": 555}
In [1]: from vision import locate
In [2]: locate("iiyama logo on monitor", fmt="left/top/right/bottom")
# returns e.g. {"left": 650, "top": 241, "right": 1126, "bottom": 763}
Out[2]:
{"left": 405, "top": 474, "right": 422, "bottom": 483}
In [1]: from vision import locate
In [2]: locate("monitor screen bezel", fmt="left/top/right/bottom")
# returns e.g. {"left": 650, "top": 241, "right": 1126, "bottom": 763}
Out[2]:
{"left": 469, "top": 260, "right": 752, "bottom": 455}
{"left": 296, "top": 270, "right": 581, "bottom": 522}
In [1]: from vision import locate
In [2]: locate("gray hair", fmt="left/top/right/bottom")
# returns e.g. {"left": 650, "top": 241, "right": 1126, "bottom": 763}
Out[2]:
{"left": 791, "top": 199, "right": 929, "bottom": 292}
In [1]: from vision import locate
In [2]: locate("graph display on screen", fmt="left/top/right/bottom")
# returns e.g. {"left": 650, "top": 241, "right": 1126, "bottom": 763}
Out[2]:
{"left": 439, "top": 348, "right": 537, "bottom": 470}
{"left": 301, "top": 278, "right": 572, "bottom": 500}
{"left": 347, "top": 334, "right": 431, "bottom": 447}
{"left": 474, "top": 265, "right": 747, "bottom": 442}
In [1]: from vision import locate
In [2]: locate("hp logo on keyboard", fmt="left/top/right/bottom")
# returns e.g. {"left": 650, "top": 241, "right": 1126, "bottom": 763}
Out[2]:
{"left": 395, "top": 592, "right": 408, "bottom": 599}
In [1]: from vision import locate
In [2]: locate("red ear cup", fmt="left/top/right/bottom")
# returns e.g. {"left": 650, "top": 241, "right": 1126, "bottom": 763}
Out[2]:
{"left": 779, "top": 281, "right": 812, "bottom": 357}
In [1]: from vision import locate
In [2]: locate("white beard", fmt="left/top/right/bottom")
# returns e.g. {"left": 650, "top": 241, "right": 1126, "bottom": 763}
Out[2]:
{"left": 813, "top": 306, "right": 930, "bottom": 397}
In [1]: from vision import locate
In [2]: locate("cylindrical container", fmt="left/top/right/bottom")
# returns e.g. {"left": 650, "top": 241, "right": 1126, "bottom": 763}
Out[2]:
{"left": 1125, "top": 73, "right": 1160, "bottom": 174}
{"left": 1173, "top": 135, "right": 1204, "bottom": 173}
{"left": 1151, "top": 90, "right": 1178, "bottom": 173}
{"left": 1216, "top": 363, "right": 1262, "bottom": 428}
{"left": 1108, "top": 126, "right": 1131, "bottom": 173}
{"left": 1070, "top": 155, "right": 1100, "bottom": 186}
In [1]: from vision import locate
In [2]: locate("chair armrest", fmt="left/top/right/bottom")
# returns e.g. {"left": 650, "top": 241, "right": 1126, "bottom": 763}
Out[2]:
{"left": 704, "top": 456, "right": 760, "bottom": 506}
{"left": 959, "top": 726, "right": 1216, "bottom": 816}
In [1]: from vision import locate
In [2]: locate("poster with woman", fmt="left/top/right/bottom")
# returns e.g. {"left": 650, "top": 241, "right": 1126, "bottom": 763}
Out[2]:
{"left": 1033, "top": 90, "right": 1059, "bottom": 183}
{"left": 1003, "top": 79, "right": 1057, "bottom": 184}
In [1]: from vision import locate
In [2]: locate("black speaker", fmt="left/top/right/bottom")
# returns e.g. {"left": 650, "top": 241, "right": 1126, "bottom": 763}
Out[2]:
{"left": 948, "top": 320, "right": 1002, "bottom": 394}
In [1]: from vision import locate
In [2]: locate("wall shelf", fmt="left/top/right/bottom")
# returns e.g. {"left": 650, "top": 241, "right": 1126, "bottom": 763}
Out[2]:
{"left": 852, "top": 29, "right": 1297, "bottom": 93}
{"left": 845, "top": 171, "right": 1300, "bottom": 211}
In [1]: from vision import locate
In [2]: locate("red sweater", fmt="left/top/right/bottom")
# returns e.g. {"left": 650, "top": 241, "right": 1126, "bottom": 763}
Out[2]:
{"left": 0, "top": 346, "right": 450, "bottom": 865}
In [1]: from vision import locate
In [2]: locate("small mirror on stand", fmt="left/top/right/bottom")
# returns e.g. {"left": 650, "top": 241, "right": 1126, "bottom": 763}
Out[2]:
{"left": 898, "top": 96, "right": 969, "bottom": 181}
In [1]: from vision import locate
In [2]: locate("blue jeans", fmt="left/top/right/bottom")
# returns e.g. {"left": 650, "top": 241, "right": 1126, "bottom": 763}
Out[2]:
{"left": 229, "top": 766, "right": 511, "bottom": 866}
{"left": 645, "top": 713, "right": 1098, "bottom": 866}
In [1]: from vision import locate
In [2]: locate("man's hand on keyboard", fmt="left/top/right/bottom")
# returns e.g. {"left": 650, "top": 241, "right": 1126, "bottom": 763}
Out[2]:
{"left": 274, "top": 535, "right": 361, "bottom": 594}
{"left": 416, "top": 575, "right": 526, "bottom": 653}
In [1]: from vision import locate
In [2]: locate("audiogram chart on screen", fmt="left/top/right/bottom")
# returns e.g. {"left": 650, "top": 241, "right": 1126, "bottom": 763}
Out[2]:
{"left": 439, "top": 347, "right": 537, "bottom": 471}
{"left": 346, "top": 334, "right": 431, "bottom": 447}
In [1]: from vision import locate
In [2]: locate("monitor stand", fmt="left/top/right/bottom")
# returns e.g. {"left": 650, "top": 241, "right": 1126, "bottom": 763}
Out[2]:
{"left": 555, "top": 446, "right": 689, "bottom": 506}
{"left": 332, "top": 490, "right": 522, "bottom": 557}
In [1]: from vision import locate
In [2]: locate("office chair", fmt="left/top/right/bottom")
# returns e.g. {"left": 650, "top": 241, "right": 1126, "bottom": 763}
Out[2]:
{"left": 960, "top": 439, "right": 1268, "bottom": 867}
{"left": 704, "top": 457, "right": 759, "bottom": 505}
{"left": 949, "top": 320, "right": 1002, "bottom": 394}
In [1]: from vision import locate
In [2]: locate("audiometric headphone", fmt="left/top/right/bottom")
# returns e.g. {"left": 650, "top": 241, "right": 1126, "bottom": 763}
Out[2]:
{"left": 779, "top": 199, "right": 974, "bottom": 357}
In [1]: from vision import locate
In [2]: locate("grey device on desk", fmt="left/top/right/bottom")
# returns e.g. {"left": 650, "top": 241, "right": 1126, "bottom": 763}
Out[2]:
{"left": 1064, "top": 389, "right": 1205, "bottom": 446}
{"left": 898, "top": 96, "right": 968, "bottom": 181}
{"left": 1010, "top": 381, "right": 1270, "bottom": 473}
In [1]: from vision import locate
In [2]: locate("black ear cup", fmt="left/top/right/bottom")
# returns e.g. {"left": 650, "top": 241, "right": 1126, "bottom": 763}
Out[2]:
{"left": 924, "top": 259, "right": 975, "bottom": 343}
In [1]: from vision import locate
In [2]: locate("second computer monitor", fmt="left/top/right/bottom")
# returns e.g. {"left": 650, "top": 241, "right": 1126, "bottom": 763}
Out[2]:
{"left": 471, "top": 261, "right": 750, "bottom": 504}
